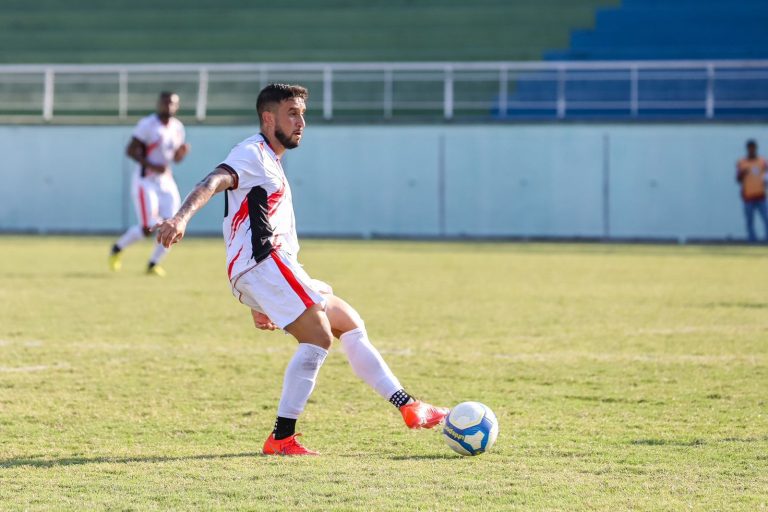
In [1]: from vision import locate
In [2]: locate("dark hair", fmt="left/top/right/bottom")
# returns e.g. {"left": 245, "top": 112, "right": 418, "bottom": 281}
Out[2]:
{"left": 256, "top": 83, "right": 309, "bottom": 119}
{"left": 159, "top": 91, "right": 177, "bottom": 100}
{"left": 747, "top": 139, "right": 757, "bottom": 147}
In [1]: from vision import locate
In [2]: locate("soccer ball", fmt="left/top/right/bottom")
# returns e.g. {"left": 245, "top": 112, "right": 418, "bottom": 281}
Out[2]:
{"left": 442, "top": 401, "right": 498, "bottom": 456}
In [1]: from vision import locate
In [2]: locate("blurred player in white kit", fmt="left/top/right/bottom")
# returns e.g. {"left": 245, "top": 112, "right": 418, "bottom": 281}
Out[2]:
{"left": 109, "top": 91, "right": 190, "bottom": 276}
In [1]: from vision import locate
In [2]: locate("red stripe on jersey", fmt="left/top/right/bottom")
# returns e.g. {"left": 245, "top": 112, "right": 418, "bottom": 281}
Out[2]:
{"left": 138, "top": 186, "right": 149, "bottom": 228}
{"left": 267, "top": 180, "right": 285, "bottom": 217}
{"left": 229, "top": 196, "right": 249, "bottom": 242}
{"left": 270, "top": 252, "right": 315, "bottom": 308}
{"left": 145, "top": 140, "right": 160, "bottom": 157}
{"left": 227, "top": 245, "right": 244, "bottom": 279}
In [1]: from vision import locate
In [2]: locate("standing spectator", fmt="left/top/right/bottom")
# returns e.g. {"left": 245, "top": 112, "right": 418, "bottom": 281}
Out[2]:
{"left": 736, "top": 139, "right": 768, "bottom": 242}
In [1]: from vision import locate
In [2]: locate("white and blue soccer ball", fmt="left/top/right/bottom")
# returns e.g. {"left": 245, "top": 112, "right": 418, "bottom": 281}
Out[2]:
{"left": 442, "top": 401, "right": 499, "bottom": 456}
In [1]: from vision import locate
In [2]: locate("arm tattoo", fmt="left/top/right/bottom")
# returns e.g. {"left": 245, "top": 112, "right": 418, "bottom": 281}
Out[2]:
{"left": 175, "top": 170, "right": 232, "bottom": 222}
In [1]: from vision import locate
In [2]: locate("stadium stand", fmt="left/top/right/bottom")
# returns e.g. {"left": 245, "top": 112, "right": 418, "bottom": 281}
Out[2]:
{"left": 2, "top": 0, "right": 765, "bottom": 121}
{"left": 501, "top": 0, "right": 768, "bottom": 120}
{"left": 547, "top": 0, "right": 768, "bottom": 61}
{"left": 0, "top": 0, "right": 617, "bottom": 63}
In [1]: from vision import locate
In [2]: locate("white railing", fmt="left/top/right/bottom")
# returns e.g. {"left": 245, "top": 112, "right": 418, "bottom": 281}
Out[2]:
{"left": 1, "top": 61, "right": 767, "bottom": 122}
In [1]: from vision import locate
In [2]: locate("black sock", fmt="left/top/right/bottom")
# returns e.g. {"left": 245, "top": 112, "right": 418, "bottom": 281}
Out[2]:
{"left": 147, "top": 262, "right": 156, "bottom": 269}
{"left": 273, "top": 416, "right": 297, "bottom": 440}
{"left": 111, "top": 244, "right": 121, "bottom": 255}
{"left": 388, "top": 389, "right": 414, "bottom": 408}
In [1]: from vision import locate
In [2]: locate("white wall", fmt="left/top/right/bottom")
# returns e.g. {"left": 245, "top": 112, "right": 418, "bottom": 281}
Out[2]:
{"left": 0, "top": 123, "right": 762, "bottom": 240}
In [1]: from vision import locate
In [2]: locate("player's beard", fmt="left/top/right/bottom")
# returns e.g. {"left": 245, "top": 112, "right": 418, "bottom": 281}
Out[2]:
{"left": 274, "top": 126, "right": 300, "bottom": 149}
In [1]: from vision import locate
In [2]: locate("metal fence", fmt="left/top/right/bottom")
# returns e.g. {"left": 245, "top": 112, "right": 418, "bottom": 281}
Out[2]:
{"left": 1, "top": 61, "right": 767, "bottom": 123}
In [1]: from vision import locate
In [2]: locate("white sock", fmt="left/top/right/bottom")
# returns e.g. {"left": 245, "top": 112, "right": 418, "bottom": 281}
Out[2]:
{"left": 149, "top": 242, "right": 170, "bottom": 266}
{"left": 276, "top": 343, "right": 328, "bottom": 419}
{"left": 340, "top": 326, "right": 402, "bottom": 400}
{"left": 115, "top": 225, "right": 144, "bottom": 251}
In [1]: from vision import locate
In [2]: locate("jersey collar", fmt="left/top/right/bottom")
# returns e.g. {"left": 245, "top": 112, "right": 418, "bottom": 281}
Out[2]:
{"left": 259, "top": 133, "right": 281, "bottom": 162}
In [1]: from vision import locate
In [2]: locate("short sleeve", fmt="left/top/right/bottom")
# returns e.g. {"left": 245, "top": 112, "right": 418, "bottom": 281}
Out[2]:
{"left": 131, "top": 117, "right": 152, "bottom": 143}
{"left": 219, "top": 141, "right": 267, "bottom": 191}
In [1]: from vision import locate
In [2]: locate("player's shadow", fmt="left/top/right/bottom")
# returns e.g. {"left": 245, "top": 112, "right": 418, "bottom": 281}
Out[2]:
{"left": 0, "top": 452, "right": 262, "bottom": 469}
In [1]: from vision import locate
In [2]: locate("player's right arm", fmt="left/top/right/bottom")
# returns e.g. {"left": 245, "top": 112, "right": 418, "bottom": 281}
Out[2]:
{"left": 155, "top": 167, "right": 236, "bottom": 248}
{"left": 126, "top": 137, "right": 167, "bottom": 173}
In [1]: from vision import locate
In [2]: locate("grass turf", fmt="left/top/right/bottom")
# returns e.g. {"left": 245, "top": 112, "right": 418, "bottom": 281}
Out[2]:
{"left": 0, "top": 236, "right": 767, "bottom": 510}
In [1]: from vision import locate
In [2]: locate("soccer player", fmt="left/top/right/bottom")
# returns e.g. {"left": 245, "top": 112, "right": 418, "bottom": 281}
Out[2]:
{"left": 155, "top": 83, "right": 448, "bottom": 456}
{"left": 109, "top": 91, "right": 190, "bottom": 276}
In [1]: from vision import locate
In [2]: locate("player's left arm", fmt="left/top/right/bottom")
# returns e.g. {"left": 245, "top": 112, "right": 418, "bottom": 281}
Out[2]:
{"left": 173, "top": 143, "right": 191, "bottom": 163}
{"left": 155, "top": 167, "right": 235, "bottom": 247}
{"left": 173, "top": 124, "right": 190, "bottom": 163}
{"left": 173, "top": 123, "right": 192, "bottom": 163}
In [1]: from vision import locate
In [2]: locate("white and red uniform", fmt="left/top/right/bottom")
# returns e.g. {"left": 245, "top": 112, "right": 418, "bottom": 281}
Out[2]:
{"left": 131, "top": 114, "right": 185, "bottom": 229}
{"left": 219, "top": 133, "right": 326, "bottom": 328}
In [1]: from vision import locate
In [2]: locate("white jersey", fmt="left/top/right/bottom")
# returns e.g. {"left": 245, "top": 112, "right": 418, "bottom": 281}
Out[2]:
{"left": 219, "top": 133, "right": 299, "bottom": 280}
{"left": 131, "top": 113, "right": 186, "bottom": 185}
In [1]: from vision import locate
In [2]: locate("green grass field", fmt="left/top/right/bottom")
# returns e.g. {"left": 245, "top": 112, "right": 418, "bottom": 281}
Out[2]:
{"left": 1, "top": 236, "right": 767, "bottom": 511}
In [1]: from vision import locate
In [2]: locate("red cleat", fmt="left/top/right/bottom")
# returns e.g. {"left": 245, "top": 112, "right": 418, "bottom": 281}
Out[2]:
{"left": 399, "top": 400, "right": 450, "bottom": 429}
{"left": 262, "top": 433, "right": 319, "bottom": 456}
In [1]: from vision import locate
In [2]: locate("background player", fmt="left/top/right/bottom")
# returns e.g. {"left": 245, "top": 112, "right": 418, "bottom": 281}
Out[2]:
{"left": 109, "top": 91, "right": 190, "bottom": 276}
{"left": 154, "top": 83, "right": 448, "bottom": 456}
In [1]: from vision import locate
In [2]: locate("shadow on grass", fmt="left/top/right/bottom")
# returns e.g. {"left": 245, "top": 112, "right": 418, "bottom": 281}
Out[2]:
{"left": 389, "top": 454, "right": 459, "bottom": 460}
{"left": 63, "top": 272, "right": 112, "bottom": 279}
{"left": 700, "top": 301, "right": 768, "bottom": 309}
{"left": 565, "top": 395, "right": 652, "bottom": 405}
{"left": 630, "top": 438, "right": 705, "bottom": 447}
{"left": 0, "top": 272, "right": 110, "bottom": 280}
{"left": 0, "top": 452, "right": 262, "bottom": 469}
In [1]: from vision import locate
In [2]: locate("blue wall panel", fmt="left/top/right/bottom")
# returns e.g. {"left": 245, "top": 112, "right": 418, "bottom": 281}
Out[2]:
{"left": 443, "top": 126, "right": 605, "bottom": 237}
{"left": 0, "top": 126, "right": 126, "bottom": 232}
{"left": 287, "top": 127, "right": 441, "bottom": 237}
{"left": 607, "top": 126, "right": 748, "bottom": 240}
{"left": 0, "top": 124, "right": 763, "bottom": 241}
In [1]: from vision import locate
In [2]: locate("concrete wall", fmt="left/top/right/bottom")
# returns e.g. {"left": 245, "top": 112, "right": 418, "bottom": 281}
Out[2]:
{"left": 0, "top": 124, "right": 762, "bottom": 240}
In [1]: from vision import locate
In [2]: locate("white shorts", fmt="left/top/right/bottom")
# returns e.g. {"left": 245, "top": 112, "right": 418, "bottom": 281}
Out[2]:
{"left": 131, "top": 174, "right": 181, "bottom": 229}
{"left": 229, "top": 250, "right": 328, "bottom": 329}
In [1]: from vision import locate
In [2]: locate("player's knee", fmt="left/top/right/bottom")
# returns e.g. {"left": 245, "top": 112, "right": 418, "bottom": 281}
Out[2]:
{"left": 312, "top": 331, "right": 334, "bottom": 350}
{"left": 310, "top": 321, "right": 334, "bottom": 349}
{"left": 336, "top": 312, "right": 363, "bottom": 335}
{"left": 294, "top": 325, "right": 333, "bottom": 349}
{"left": 325, "top": 295, "right": 364, "bottom": 332}
{"left": 346, "top": 307, "right": 364, "bottom": 329}
{"left": 142, "top": 226, "right": 152, "bottom": 237}
{"left": 285, "top": 305, "right": 334, "bottom": 349}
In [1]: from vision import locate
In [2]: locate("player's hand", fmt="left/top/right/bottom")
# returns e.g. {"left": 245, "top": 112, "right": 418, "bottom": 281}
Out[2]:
{"left": 154, "top": 216, "right": 187, "bottom": 248}
{"left": 251, "top": 310, "right": 278, "bottom": 331}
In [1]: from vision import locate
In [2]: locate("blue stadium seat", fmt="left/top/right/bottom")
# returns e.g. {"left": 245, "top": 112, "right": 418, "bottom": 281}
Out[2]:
{"left": 553, "top": 1, "right": 768, "bottom": 61}
{"left": 501, "top": 0, "right": 768, "bottom": 119}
